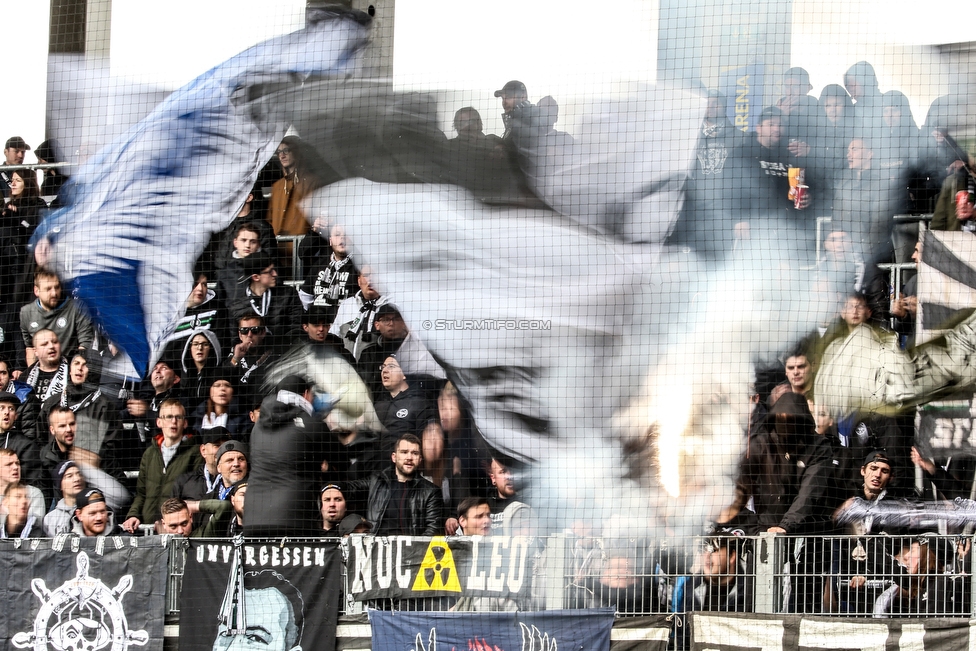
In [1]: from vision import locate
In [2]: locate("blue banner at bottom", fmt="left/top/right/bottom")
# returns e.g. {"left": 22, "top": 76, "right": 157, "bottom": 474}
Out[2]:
{"left": 370, "top": 608, "right": 615, "bottom": 651}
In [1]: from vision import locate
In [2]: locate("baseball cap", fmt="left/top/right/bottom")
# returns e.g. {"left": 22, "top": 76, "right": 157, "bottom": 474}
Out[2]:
{"left": 758, "top": 106, "right": 783, "bottom": 124}
{"left": 374, "top": 303, "right": 401, "bottom": 318}
{"left": 4, "top": 136, "right": 29, "bottom": 150}
{"left": 153, "top": 355, "right": 182, "bottom": 381}
{"left": 240, "top": 251, "right": 273, "bottom": 281}
{"left": 863, "top": 450, "right": 891, "bottom": 468}
{"left": 75, "top": 488, "right": 106, "bottom": 511}
{"left": 337, "top": 514, "right": 371, "bottom": 536}
{"left": 494, "top": 80, "right": 527, "bottom": 98}
{"left": 228, "top": 479, "right": 248, "bottom": 499}
{"left": 200, "top": 427, "right": 232, "bottom": 446}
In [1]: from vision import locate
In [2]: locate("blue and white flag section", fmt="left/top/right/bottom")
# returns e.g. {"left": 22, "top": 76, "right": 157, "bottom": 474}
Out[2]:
{"left": 0, "top": 539, "right": 168, "bottom": 651}
{"left": 31, "top": 8, "right": 370, "bottom": 376}
{"left": 346, "top": 535, "right": 537, "bottom": 601}
{"left": 370, "top": 609, "right": 615, "bottom": 651}
{"left": 179, "top": 539, "right": 344, "bottom": 651}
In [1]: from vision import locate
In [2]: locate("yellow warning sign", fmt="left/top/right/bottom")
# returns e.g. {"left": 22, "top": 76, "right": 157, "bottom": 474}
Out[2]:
{"left": 411, "top": 537, "right": 462, "bottom": 592}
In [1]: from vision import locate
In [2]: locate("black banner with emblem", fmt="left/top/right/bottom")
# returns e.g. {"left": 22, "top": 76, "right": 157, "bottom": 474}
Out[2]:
{"left": 179, "top": 539, "right": 344, "bottom": 651}
{"left": 345, "top": 535, "right": 537, "bottom": 601}
{"left": 0, "top": 537, "right": 168, "bottom": 651}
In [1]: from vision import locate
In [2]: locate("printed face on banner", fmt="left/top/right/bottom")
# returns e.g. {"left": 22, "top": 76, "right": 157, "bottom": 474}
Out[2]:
{"left": 212, "top": 588, "right": 301, "bottom": 651}
{"left": 180, "top": 543, "right": 342, "bottom": 651}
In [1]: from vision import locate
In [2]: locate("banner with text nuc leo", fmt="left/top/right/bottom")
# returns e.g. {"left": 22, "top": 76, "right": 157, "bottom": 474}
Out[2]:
{"left": 345, "top": 535, "right": 537, "bottom": 601}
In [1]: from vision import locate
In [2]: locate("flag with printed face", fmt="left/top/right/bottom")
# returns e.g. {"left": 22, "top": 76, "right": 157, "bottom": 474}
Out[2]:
{"left": 179, "top": 540, "right": 344, "bottom": 651}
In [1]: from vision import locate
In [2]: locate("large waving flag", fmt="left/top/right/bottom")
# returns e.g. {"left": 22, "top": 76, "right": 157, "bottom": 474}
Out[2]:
{"left": 32, "top": 8, "right": 371, "bottom": 376}
{"left": 917, "top": 226, "right": 976, "bottom": 343}
{"left": 310, "top": 178, "right": 643, "bottom": 463}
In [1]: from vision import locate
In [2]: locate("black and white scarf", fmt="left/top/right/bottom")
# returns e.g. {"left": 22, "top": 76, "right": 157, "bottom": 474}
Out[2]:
{"left": 26, "top": 359, "right": 68, "bottom": 402}
{"left": 59, "top": 385, "right": 102, "bottom": 413}
{"left": 246, "top": 287, "right": 272, "bottom": 318}
{"left": 344, "top": 293, "right": 391, "bottom": 357}
{"left": 0, "top": 514, "right": 36, "bottom": 539}
{"left": 204, "top": 466, "right": 219, "bottom": 494}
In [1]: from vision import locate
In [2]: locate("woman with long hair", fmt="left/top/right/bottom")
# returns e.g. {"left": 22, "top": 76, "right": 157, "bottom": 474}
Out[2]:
{"left": 2, "top": 169, "right": 47, "bottom": 239}
{"left": 179, "top": 328, "right": 222, "bottom": 408}
{"left": 190, "top": 374, "right": 248, "bottom": 437}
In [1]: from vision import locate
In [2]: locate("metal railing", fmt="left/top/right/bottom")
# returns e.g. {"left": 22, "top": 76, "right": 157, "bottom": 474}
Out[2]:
{"left": 0, "top": 162, "right": 74, "bottom": 172}
{"left": 275, "top": 234, "right": 307, "bottom": 283}
{"left": 161, "top": 533, "right": 975, "bottom": 619}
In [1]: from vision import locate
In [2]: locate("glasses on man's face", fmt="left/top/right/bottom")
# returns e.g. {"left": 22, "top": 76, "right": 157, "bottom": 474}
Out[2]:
{"left": 260, "top": 267, "right": 277, "bottom": 276}
{"left": 160, "top": 415, "right": 185, "bottom": 422}
{"left": 239, "top": 326, "right": 264, "bottom": 336}
{"left": 379, "top": 364, "right": 401, "bottom": 371}
{"left": 275, "top": 147, "right": 291, "bottom": 156}
{"left": 190, "top": 341, "right": 211, "bottom": 349}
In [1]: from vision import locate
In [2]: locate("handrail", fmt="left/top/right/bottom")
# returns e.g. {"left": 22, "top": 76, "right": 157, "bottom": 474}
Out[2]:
{"left": 159, "top": 533, "right": 976, "bottom": 619}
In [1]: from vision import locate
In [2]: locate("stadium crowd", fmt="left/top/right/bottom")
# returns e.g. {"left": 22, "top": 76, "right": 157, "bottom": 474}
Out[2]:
{"left": 0, "top": 62, "right": 975, "bottom": 621}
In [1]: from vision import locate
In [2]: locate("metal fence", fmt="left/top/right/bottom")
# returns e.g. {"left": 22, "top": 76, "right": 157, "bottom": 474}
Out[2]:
{"left": 164, "top": 533, "right": 976, "bottom": 619}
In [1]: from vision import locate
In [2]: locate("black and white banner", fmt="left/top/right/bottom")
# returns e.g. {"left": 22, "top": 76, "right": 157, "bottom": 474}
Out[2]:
{"left": 915, "top": 397, "right": 976, "bottom": 458}
{"left": 0, "top": 538, "right": 168, "bottom": 651}
{"left": 346, "top": 535, "right": 536, "bottom": 601}
{"left": 179, "top": 540, "right": 344, "bottom": 651}
{"left": 917, "top": 227, "right": 976, "bottom": 345}
{"left": 690, "top": 612, "right": 972, "bottom": 650}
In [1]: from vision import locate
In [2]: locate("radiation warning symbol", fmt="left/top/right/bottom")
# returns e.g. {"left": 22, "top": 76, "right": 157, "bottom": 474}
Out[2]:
{"left": 411, "top": 537, "right": 462, "bottom": 592}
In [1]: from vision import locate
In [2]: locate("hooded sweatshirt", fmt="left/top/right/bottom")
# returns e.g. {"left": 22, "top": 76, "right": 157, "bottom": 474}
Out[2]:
{"left": 180, "top": 328, "right": 223, "bottom": 405}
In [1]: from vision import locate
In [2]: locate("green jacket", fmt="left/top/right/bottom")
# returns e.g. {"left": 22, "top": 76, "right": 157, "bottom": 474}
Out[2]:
{"left": 191, "top": 500, "right": 235, "bottom": 538}
{"left": 126, "top": 436, "right": 201, "bottom": 524}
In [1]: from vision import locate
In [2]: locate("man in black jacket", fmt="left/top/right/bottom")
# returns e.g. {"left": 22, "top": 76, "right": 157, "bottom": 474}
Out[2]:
{"left": 244, "top": 376, "right": 344, "bottom": 537}
{"left": 0, "top": 391, "right": 46, "bottom": 499}
{"left": 229, "top": 251, "right": 302, "bottom": 348}
{"left": 730, "top": 393, "right": 832, "bottom": 612}
{"left": 347, "top": 433, "right": 443, "bottom": 536}
{"left": 373, "top": 355, "right": 439, "bottom": 451}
